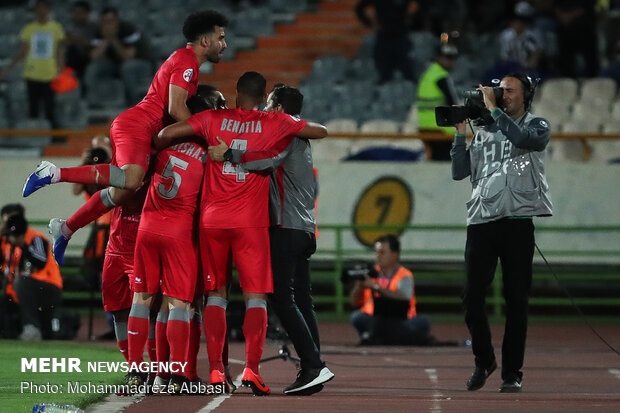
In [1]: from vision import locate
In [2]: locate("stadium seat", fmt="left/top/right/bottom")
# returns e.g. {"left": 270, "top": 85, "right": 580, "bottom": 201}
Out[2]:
{"left": 121, "top": 59, "right": 154, "bottom": 106}
{"left": 268, "top": 0, "right": 308, "bottom": 13}
{"left": 579, "top": 77, "right": 617, "bottom": 106}
{"left": 310, "top": 138, "right": 355, "bottom": 161}
{"left": 570, "top": 101, "right": 611, "bottom": 125}
{"left": 360, "top": 119, "right": 400, "bottom": 134}
{"left": 325, "top": 118, "right": 358, "bottom": 133}
{"left": 537, "top": 77, "right": 579, "bottom": 104}
{"left": 401, "top": 121, "right": 419, "bottom": 134}
{"left": 550, "top": 121, "right": 592, "bottom": 161}
{"left": 531, "top": 102, "right": 570, "bottom": 131}
{"left": 8, "top": 118, "right": 53, "bottom": 149}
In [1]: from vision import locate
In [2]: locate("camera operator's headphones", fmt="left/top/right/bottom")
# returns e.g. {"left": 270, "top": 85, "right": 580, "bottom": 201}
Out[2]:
{"left": 507, "top": 72, "right": 540, "bottom": 112}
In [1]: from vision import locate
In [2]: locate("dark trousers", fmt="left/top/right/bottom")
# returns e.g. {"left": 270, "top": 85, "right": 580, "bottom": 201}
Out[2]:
{"left": 350, "top": 310, "right": 431, "bottom": 345}
{"left": 26, "top": 80, "right": 57, "bottom": 128}
{"left": 268, "top": 227, "right": 323, "bottom": 370}
{"left": 463, "top": 218, "right": 534, "bottom": 381}
{"left": 14, "top": 276, "right": 62, "bottom": 339}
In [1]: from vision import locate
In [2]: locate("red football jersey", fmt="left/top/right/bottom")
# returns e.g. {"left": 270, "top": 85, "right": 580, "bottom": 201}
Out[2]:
{"left": 139, "top": 141, "right": 206, "bottom": 240}
{"left": 187, "top": 108, "right": 307, "bottom": 228}
{"left": 134, "top": 46, "right": 199, "bottom": 132}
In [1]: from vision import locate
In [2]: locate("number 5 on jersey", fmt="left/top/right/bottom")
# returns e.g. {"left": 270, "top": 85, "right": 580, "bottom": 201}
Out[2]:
{"left": 158, "top": 155, "right": 189, "bottom": 199}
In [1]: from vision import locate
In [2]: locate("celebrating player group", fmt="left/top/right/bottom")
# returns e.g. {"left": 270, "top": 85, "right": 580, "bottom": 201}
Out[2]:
{"left": 21, "top": 9, "right": 333, "bottom": 396}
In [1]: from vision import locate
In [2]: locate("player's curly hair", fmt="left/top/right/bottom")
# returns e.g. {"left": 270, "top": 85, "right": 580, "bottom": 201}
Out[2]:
{"left": 183, "top": 10, "right": 228, "bottom": 43}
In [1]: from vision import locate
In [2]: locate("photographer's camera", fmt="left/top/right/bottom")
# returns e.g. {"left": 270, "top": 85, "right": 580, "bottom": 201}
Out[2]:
{"left": 434, "top": 84, "right": 503, "bottom": 127}
{"left": 341, "top": 264, "right": 378, "bottom": 283}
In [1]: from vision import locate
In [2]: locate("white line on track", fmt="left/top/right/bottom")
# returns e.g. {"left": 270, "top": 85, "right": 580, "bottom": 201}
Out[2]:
{"left": 425, "top": 368, "right": 443, "bottom": 413}
{"left": 609, "top": 368, "right": 620, "bottom": 379}
{"left": 197, "top": 358, "right": 245, "bottom": 413}
{"left": 197, "top": 373, "right": 243, "bottom": 413}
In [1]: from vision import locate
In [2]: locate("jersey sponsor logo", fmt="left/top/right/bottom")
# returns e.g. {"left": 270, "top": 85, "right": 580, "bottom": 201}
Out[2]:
{"left": 183, "top": 68, "right": 194, "bottom": 82}
{"left": 352, "top": 176, "right": 413, "bottom": 247}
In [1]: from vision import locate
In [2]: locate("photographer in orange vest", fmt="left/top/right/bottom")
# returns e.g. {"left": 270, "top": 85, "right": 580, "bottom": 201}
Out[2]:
{"left": 1, "top": 213, "right": 62, "bottom": 340}
{"left": 349, "top": 234, "right": 431, "bottom": 345}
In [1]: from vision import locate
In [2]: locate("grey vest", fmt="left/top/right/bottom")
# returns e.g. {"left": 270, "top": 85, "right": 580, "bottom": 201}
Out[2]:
{"left": 451, "top": 110, "right": 553, "bottom": 225}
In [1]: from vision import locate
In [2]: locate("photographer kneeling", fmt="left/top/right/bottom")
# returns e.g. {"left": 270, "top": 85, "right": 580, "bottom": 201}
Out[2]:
{"left": 448, "top": 73, "right": 552, "bottom": 393}
{"left": 349, "top": 235, "right": 431, "bottom": 345}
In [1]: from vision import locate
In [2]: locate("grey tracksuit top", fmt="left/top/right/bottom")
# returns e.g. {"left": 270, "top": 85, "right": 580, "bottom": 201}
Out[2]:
{"left": 231, "top": 136, "right": 317, "bottom": 234}
{"left": 450, "top": 109, "right": 553, "bottom": 226}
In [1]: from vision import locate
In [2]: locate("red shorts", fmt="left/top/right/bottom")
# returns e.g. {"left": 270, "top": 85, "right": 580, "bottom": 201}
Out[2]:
{"left": 110, "top": 107, "right": 156, "bottom": 171}
{"left": 200, "top": 227, "right": 273, "bottom": 294}
{"left": 101, "top": 253, "right": 134, "bottom": 312}
{"left": 133, "top": 230, "right": 198, "bottom": 302}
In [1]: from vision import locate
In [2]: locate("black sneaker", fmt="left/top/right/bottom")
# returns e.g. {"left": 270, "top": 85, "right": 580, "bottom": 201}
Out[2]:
{"left": 125, "top": 371, "right": 146, "bottom": 387}
{"left": 466, "top": 360, "right": 497, "bottom": 391}
{"left": 283, "top": 366, "right": 334, "bottom": 395}
{"left": 293, "top": 384, "right": 324, "bottom": 396}
{"left": 168, "top": 374, "right": 189, "bottom": 395}
{"left": 499, "top": 377, "right": 522, "bottom": 393}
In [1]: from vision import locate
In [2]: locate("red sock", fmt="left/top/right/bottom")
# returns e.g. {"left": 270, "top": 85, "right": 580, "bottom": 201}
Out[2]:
{"left": 204, "top": 305, "right": 227, "bottom": 373}
{"left": 155, "top": 319, "right": 170, "bottom": 378}
{"left": 60, "top": 164, "right": 111, "bottom": 186}
{"left": 186, "top": 314, "right": 201, "bottom": 381}
{"left": 65, "top": 190, "right": 113, "bottom": 233}
{"left": 127, "top": 315, "right": 150, "bottom": 367}
{"left": 147, "top": 338, "right": 157, "bottom": 364}
{"left": 223, "top": 331, "right": 229, "bottom": 370}
{"left": 117, "top": 339, "right": 129, "bottom": 362}
{"left": 168, "top": 319, "right": 190, "bottom": 378}
{"left": 243, "top": 307, "right": 267, "bottom": 372}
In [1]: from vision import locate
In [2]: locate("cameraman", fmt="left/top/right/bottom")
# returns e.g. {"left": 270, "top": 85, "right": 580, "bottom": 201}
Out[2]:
{"left": 349, "top": 235, "right": 431, "bottom": 345}
{"left": 1, "top": 213, "right": 62, "bottom": 340}
{"left": 450, "top": 73, "right": 553, "bottom": 393}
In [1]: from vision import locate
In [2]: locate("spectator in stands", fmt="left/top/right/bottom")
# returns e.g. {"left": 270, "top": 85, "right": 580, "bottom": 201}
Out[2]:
{"left": 416, "top": 0, "right": 467, "bottom": 36}
{"left": 484, "top": 1, "right": 546, "bottom": 84}
{"left": 64, "top": 1, "right": 97, "bottom": 85}
{"left": 1, "top": 213, "right": 63, "bottom": 341}
{"left": 600, "top": 37, "right": 620, "bottom": 83}
{"left": 417, "top": 43, "right": 459, "bottom": 160}
{"left": 0, "top": 0, "right": 64, "bottom": 128}
{"left": 554, "top": 0, "right": 599, "bottom": 77}
{"left": 85, "top": 6, "right": 152, "bottom": 101}
{"left": 355, "top": 0, "right": 416, "bottom": 83}
{"left": 349, "top": 235, "right": 432, "bottom": 345}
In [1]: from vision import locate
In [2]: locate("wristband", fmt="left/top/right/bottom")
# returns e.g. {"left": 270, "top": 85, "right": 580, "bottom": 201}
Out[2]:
{"left": 223, "top": 148, "right": 233, "bottom": 162}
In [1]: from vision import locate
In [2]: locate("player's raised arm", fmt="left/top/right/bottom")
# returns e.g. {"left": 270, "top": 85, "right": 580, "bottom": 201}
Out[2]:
{"left": 299, "top": 121, "right": 328, "bottom": 139}
{"left": 156, "top": 120, "right": 196, "bottom": 150}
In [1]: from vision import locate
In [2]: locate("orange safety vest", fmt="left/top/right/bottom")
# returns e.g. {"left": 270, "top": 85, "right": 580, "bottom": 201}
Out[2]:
{"left": 360, "top": 266, "right": 417, "bottom": 318}
{"left": 1, "top": 228, "right": 62, "bottom": 303}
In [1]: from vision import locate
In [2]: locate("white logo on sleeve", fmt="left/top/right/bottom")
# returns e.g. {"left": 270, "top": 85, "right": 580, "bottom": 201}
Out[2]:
{"left": 540, "top": 120, "right": 548, "bottom": 128}
{"left": 183, "top": 68, "right": 194, "bottom": 82}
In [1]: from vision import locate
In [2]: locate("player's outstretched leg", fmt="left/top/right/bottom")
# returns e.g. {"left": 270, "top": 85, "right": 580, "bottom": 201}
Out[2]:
{"left": 23, "top": 161, "right": 58, "bottom": 197}
{"left": 48, "top": 218, "right": 70, "bottom": 265}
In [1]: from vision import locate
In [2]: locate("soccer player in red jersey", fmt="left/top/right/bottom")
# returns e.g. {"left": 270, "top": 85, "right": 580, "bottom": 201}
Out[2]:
{"left": 125, "top": 94, "right": 211, "bottom": 391}
{"left": 157, "top": 71, "right": 328, "bottom": 396}
{"left": 22, "top": 10, "right": 228, "bottom": 265}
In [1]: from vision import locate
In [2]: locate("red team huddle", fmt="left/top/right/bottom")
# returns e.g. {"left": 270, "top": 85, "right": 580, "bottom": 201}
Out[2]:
{"left": 22, "top": 10, "right": 330, "bottom": 396}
